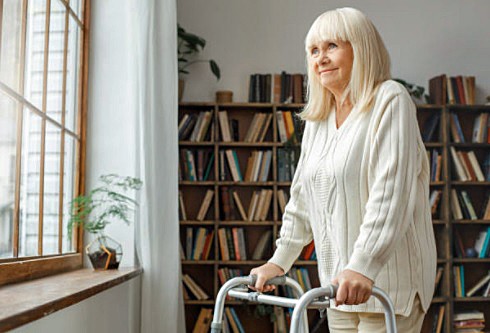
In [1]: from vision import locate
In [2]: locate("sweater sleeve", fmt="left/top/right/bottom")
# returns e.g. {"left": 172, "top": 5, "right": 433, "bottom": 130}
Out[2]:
{"left": 268, "top": 122, "right": 313, "bottom": 273}
{"left": 345, "top": 90, "right": 422, "bottom": 281}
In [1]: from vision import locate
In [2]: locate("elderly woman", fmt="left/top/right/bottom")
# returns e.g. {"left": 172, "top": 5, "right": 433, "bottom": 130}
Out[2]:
{"left": 250, "top": 7, "right": 437, "bottom": 333}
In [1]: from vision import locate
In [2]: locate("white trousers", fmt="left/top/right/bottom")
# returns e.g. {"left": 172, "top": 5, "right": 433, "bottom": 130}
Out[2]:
{"left": 326, "top": 295, "right": 425, "bottom": 333}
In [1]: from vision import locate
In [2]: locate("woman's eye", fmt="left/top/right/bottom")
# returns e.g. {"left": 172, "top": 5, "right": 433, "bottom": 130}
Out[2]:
{"left": 328, "top": 43, "right": 337, "bottom": 49}
{"left": 311, "top": 48, "right": 319, "bottom": 56}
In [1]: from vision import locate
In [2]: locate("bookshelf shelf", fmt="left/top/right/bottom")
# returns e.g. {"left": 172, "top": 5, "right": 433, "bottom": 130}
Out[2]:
{"left": 179, "top": 141, "right": 215, "bottom": 146}
{"left": 219, "top": 221, "right": 275, "bottom": 226}
{"left": 179, "top": 181, "right": 215, "bottom": 186}
{"left": 451, "top": 143, "right": 490, "bottom": 148}
{"left": 453, "top": 258, "right": 490, "bottom": 263}
{"left": 453, "top": 297, "right": 490, "bottom": 302}
{"left": 179, "top": 101, "right": 490, "bottom": 333}
{"left": 452, "top": 220, "right": 490, "bottom": 224}
{"left": 451, "top": 181, "right": 490, "bottom": 186}
{"left": 182, "top": 260, "right": 216, "bottom": 265}
{"left": 217, "top": 142, "right": 276, "bottom": 147}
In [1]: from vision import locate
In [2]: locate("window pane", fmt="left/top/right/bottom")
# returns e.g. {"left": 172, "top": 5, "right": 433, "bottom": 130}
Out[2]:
{"left": 0, "top": 0, "right": 23, "bottom": 92}
{"left": 24, "top": 0, "right": 47, "bottom": 111}
{"left": 0, "top": 90, "right": 20, "bottom": 259}
{"left": 62, "top": 133, "right": 76, "bottom": 253}
{"left": 19, "top": 110, "right": 42, "bottom": 257}
{"left": 43, "top": 122, "right": 61, "bottom": 255}
{"left": 65, "top": 15, "right": 80, "bottom": 132}
{"left": 69, "top": 0, "right": 82, "bottom": 21}
{"left": 46, "top": 0, "right": 66, "bottom": 123}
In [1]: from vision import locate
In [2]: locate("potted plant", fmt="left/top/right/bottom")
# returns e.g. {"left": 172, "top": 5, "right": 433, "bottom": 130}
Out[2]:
{"left": 68, "top": 174, "right": 143, "bottom": 270}
{"left": 393, "top": 78, "right": 430, "bottom": 105}
{"left": 178, "top": 23, "right": 221, "bottom": 101}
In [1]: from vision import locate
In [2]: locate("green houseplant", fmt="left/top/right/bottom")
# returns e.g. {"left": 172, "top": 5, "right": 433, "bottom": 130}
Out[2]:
{"left": 178, "top": 23, "right": 221, "bottom": 100}
{"left": 393, "top": 78, "right": 430, "bottom": 104}
{"left": 68, "top": 174, "right": 143, "bottom": 269}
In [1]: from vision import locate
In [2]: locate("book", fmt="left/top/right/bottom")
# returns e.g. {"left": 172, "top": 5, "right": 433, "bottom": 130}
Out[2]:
{"left": 192, "top": 308, "right": 213, "bottom": 333}
{"left": 179, "top": 190, "right": 187, "bottom": 220}
{"left": 232, "top": 191, "right": 248, "bottom": 221}
{"left": 252, "top": 229, "right": 272, "bottom": 260}
{"left": 182, "top": 274, "right": 209, "bottom": 300}
{"left": 435, "top": 305, "right": 445, "bottom": 333}
{"left": 196, "top": 189, "right": 214, "bottom": 221}
{"left": 428, "top": 74, "right": 447, "bottom": 105}
{"left": 466, "top": 271, "right": 490, "bottom": 297}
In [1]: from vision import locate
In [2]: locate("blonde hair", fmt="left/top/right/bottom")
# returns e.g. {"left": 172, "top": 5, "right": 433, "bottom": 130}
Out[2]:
{"left": 299, "top": 7, "right": 391, "bottom": 121}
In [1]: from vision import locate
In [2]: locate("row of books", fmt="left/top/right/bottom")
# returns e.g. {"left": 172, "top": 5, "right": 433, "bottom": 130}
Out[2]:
{"left": 281, "top": 267, "right": 313, "bottom": 298}
{"left": 453, "top": 311, "right": 485, "bottom": 333}
{"left": 450, "top": 112, "right": 490, "bottom": 144}
{"left": 450, "top": 148, "right": 486, "bottom": 182}
{"left": 220, "top": 187, "right": 274, "bottom": 222}
{"left": 243, "top": 150, "right": 273, "bottom": 182}
{"left": 192, "top": 308, "right": 213, "bottom": 333}
{"left": 299, "top": 241, "right": 316, "bottom": 261}
{"left": 430, "top": 190, "right": 443, "bottom": 216}
{"left": 182, "top": 273, "right": 209, "bottom": 301}
{"left": 178, "top": 111, "right": 214, "bottom": 142}
{"left": 429, "top": 74, "right": 476, "bottom": 105}
{"left": 185, "top": 227, "right": 214, "bottom": 261}
{"left": 454, "top": 226, "right": 490, "bottom": 259}
{"left": 221, "top": 307, "right": 245, "bottom": 333}
{"left": 450, "top": 189, "right": 490, "bottom": 220}
{"left": 248, "top": 72, "right": 306, "bottom": 104}
{"left": 422, "top": 113, "right": 441, "bottom": 142}
{"left": 428, "top": 149, "right": 443, "bottom": 182}
{"left": 276, "top": 111, "right": 298, "bottom": 144}
{"left": 179, "top": 149, "right": 214, "bottom": 181}
{"left": 453, "top": 266, "right": 490, "bottom": 298}
{"left": 217, "top": 227, "right": 247, "bottom": 261}
{"left": 431, "top": 305, "right": 445, "bottom": 333}
{"left": 278, "top": 148, "right": 300, "bottom": 182}
{"left": 178, "top": 188, "right": 280, "bottom": 222}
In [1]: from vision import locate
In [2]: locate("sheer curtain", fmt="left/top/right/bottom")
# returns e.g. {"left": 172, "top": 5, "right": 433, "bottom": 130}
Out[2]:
{"left": 129, "top": 0, "right": 185, "bottom": 332}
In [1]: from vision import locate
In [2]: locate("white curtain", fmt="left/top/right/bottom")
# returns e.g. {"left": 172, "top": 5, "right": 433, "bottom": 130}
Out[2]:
{"left": 129, "top": 0, "right": 185, "bottom": 332}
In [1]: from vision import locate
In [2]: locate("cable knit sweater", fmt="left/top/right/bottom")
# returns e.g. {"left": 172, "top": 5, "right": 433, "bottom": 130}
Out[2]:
{"left": 269, "top": 80, "right": 437, "bottom": 316}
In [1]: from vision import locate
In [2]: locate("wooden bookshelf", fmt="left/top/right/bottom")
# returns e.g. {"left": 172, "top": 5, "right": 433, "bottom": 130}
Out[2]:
{"left": 179, "top": 102, "right": 490, "bottom": 333}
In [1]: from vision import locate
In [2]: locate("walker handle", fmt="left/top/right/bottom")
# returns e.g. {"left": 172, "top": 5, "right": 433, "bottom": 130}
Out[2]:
{"left": 249, "top": 274, "right": 287, "bottom": 286}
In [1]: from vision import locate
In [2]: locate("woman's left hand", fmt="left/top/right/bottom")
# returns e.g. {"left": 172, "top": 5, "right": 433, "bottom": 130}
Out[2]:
{"left": 331, "top": 269, "right": 373, "bottom": 305}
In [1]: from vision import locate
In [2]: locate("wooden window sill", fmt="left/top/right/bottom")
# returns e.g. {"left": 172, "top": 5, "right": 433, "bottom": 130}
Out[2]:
{"left": 0, "top": 267, "right": 143, "bottom": 331}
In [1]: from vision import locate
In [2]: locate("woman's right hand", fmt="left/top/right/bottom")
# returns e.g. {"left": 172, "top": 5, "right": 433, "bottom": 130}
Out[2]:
{"left": 249, "top": 262, "right": 285, "bottom": 292}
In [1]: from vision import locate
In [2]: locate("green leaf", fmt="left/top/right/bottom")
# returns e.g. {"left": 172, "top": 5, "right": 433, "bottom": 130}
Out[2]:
{"left": 210, "top": 60, "right": 220, "bottom": 80}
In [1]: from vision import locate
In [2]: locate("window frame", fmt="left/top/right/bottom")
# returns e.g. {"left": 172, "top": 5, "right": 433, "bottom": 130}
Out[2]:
{"left": 0, "top": 0, "right": 91, "bottom": 285}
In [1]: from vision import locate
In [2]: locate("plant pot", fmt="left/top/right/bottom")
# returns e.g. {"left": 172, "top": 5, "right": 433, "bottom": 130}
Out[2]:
{"left": 86, "top": 235, "right": 123, "bottom": 270}
{"left": 179, "top": 79, "right": 185, "bottom": 102}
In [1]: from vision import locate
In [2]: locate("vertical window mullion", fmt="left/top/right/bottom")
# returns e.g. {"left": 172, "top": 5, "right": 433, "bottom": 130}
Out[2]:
{"left": 13, "top": 0, "right": 29, "bottom": 258}
{"left": 75, "top": 0, "right": 88, "bottom": 253}
{"left": 58, "top": 2, "right": 70, "bottom": 254}
{"left": 38, "top": 0, "right": 52, "bottom": 256}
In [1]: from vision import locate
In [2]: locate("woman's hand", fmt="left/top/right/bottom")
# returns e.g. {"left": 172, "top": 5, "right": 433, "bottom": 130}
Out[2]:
{"left": 331, "top": 269, "right": 373, "bottom": 305}
{"left": 249, "top": 262, "right": 285, "bottom": 292}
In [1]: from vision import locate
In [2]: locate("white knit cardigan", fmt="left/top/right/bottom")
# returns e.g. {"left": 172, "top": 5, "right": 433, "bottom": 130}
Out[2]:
{"left": 269, "top": 80, "right": 437, "bottom": 316}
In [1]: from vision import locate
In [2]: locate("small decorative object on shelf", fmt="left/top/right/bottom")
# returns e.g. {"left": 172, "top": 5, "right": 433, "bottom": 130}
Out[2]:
{"left": 216, "top": 90, "right": 233, "bottom": 103}
{"left": 67, "top": 174, "right": 143, "bottom": 270}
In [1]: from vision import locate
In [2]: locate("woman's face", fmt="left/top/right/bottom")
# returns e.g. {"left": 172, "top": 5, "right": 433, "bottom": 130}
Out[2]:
{"left": 308, "top": 39, "right": 354, "bottom": 96}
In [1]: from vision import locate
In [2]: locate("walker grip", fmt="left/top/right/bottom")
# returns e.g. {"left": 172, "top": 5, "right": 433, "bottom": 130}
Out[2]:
{"left": 249, "top": 274, "right": 287, "bottom": 286}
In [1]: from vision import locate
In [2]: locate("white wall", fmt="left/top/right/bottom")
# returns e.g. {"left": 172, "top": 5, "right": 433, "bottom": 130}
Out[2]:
{"left": 177, "top": 0, "right": 490, "bottom": 104}
{"left": 13, "top": 0, "right": 141, "bottom": 331}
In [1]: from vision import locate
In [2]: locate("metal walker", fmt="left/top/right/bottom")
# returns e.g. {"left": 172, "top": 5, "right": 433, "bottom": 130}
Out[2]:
{"left": 211, "top": 275, "right": 397, "bottom": 333}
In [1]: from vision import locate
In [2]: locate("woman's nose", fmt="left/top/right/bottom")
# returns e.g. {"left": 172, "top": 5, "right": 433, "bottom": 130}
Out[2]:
{"left": 316, "top": 50, "right": 329, "bottom": 65}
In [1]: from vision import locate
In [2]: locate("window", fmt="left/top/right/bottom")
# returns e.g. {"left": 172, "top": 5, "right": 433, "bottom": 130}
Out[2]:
{"left": 0, "top": 0, "right": 89, "bottom": 284}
